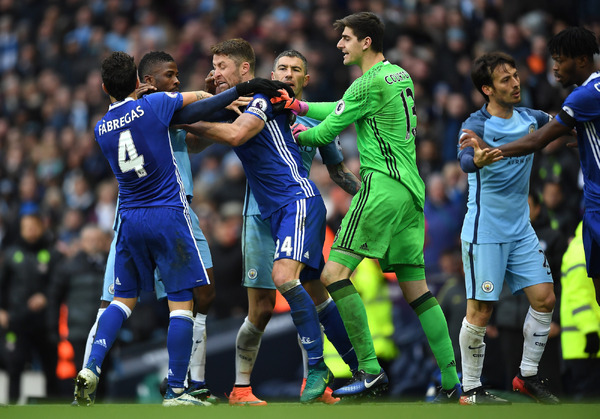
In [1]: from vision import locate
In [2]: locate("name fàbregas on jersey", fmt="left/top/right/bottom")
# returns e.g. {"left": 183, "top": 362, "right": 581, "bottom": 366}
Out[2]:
{"left": 97, "top": 105, "right": 145, "bottom": 135}
{"left": 384, "top": 70, "right": 410, "bottom": 85}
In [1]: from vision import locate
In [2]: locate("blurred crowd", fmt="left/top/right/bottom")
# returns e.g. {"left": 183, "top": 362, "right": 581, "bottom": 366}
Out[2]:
{"left": 1, "top": 0, "right": 599, "bottom": 403}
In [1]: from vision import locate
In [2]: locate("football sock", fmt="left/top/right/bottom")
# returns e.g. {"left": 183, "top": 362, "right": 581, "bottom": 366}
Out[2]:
{"left": 317, "top": 297, "right": 358, "bottom": 371}
{"left": 411, "top": 291, "right": 460, "bottom": 390}
{"left": 82, "top": 308, "right": 105, "bottom": 368}
{"left": 459, "top": 317, "right": 486, "bottom": 392}
{"left": 235, "top": 317, "right": 264, "bottom": 386}
{"left": 87, "top": 302, "right": 130, "bottom": 370}
{"left": 279, "top": 280, "right": 323, "bottom": 366}
{"left": 188, "top": 312, "right": 207, "bottom": 383}
{"left": 327, "top": 279, "right": 379, "bottom": 375}
{"left": 167, "top": 309, "right": 194, "bottom": 389}
{"left": 298, "top": 333, "right": 311, "bottom": 379}
{"left": 520, "top": 306, "right": 552, "bottom": 377}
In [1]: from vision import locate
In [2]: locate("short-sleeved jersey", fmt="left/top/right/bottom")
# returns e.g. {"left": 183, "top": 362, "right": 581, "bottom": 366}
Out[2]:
{"left": 243, "top": 114, "right": 343, "bottom": 217}
{"left": 235, "top": 94, "right": 320, "bottom": 219}
{"left": 555, "top": 71, "right": 600, "bottom": 210}
{"left": 458, "top": 105, "right": 551, "bottom": 243}
{"left": 94, "top": 92, "right": 186, "bottom": 210}
{"left": 298, "top": 60, "right": 424, "bottom": 209}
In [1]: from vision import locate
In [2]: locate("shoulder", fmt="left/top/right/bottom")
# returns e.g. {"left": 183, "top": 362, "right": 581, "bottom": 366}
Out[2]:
{"left": 245, "top": 94, "right": 272, "bottom": 122}
{"left": 461, "top": 107, "right": 488, "bottom": 134}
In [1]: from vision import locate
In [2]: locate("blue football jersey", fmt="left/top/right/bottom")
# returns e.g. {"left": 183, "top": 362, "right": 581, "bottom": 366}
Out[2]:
{"left": 94, "top": 92, "right": 187, "bottom": 210}
{"left": 243, "top": 114, "right": 343, "bottom": 217}
{"left": 458, "top": 105, "right": 551, "bottom": 243}
{"left": 555, "top": 71, "right": 600, "bottom": 210}
{"left": 235, "top": 95, "right": 320, "bottom": 219}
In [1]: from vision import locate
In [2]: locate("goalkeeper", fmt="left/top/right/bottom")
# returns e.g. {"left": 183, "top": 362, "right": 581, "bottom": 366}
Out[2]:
{"left": 272, "top": 12, "right": 460, "bottom": 401}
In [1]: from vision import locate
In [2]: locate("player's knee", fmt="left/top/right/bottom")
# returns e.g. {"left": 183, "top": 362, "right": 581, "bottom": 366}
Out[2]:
{"left": 193, "top": 283, "right": 215, "bottom": 313}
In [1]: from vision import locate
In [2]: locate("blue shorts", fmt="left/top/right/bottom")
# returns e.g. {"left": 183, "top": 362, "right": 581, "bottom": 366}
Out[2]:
{"left": 114, "top": 207, "right": 209, "bottom": 300}
{"left": 462, "top": 233, "right": 553, "bottom": 301}
{"left": 242, "top": 204, "right": 325, "bottom": 290}
{"left": 270, "top": 196, "right": 326, "bottom": 270}
{"left": 102, "top": 208, "right": 212, "bottom": 301}
{"left": 583, "top": 209, "right": 600, "bottom": 278}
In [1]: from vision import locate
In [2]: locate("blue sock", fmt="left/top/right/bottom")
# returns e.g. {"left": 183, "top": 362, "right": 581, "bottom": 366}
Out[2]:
{"left": 282, "top": 283, "right": 323, "bottom": 366}
{"left": 167, "top": 310, "right": 194, "bottom": 389}
{"left": 87, "top": 302, "right": 130, "bottom": 372}
{"left": 318, "top": 299, "right": 359, "bottom": 371}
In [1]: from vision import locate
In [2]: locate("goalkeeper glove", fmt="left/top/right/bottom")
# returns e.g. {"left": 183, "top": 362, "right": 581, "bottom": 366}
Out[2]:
{"left": 270, "top": 89, "right": 309, "bottom": 116}
{"left": 291, "top": 123, "right": 308, "bottom": 142}
{"left": 585, "top": 331, "right": 600, "bottom": 357}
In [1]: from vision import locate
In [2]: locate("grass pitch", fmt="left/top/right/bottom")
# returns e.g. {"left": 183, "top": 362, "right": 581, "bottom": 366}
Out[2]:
{"left": 0, "top": 400, "right": 596, "bottom": 419}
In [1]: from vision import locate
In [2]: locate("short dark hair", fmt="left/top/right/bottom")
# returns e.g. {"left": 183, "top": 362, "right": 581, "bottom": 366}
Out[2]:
{"left": 101, "top": 51, "right": 137, "bottom": 101}
{"left": 471, "top": 51, "right": 517, "bottom": 102}
{"left": 273, "top": 49, "right": 308, "bottom": 74}
{"left": 333, "top": 12, "right": 384, "bottom": 53}
{"left": 548, "top": 27, "right": 599, "bottom": 59}
{"left": 210, "top": 38, "right": 255, "bottom": 74}
{"left": 138, "top": 51, "right": 175, "bottom": 80}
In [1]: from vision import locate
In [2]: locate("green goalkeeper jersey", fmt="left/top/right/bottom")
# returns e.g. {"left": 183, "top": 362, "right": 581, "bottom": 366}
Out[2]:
{"left": 298, "top": 60, "right": 424, "bottom": 209}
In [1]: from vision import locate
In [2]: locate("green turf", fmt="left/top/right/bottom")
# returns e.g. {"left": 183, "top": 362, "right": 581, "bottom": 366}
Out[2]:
{"left": 0, "top": 400, "right": 597, "bottom": 419}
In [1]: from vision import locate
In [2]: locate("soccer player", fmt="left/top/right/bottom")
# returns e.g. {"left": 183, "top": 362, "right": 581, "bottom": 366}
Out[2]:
{"left": 226, "top": 49, "right": 361, "bottom": 406}
{"left": 281, "top": 12, "right": 461, "bottom": 400}
{"left": 73, "top": 51, "right": 284, "bottom": 407}
{"left": 456, "top": 52, "right": 559, "bottom": 405}
{"left": 460, "top": 27, "right": 600, "bottom": 307}
{"left": 80, "top": 51, "right": 219, "bottom": 404}
{"left": 181, "top": 39, "right": 332, "bottom": 404}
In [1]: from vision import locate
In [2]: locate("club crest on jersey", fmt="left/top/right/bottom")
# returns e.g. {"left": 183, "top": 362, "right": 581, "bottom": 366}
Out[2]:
{"left": 529, "top": 124, "right": 535, "bottom": 134}
{"left": 335, "top": 99, "right": 345, "bottom": 115}
{"left": 247, "top": 268, "right": 258, "bottom": 280}
{"left": 481, "top": 281, "right": 494, "bottom": 293}
{"left": 108, "top": 283, "right": 114, "bottom": 295}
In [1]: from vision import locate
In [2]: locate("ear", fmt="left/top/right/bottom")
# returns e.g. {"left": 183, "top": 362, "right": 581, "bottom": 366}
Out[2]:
{"left": 240, "top": 62, "right": 251, "bottom": 77}
{"left": 481, "top": 84, "right": 493, "bottom": 97}
{"left": 302, "top": 74, "right": 310, "bottom": 88}
{"left": 575, "top": 55, "right": 589, "bottom": 68}
{"left": 271, "top": 71, "right": 275, "bottom": 80}
{"left": 102, "top": 83, "right": 109, "bottom": 95}
{"left": 363, "top": 36, "right": 372, "bottom": 51}
{"left": 143, "top": 74, "right": 154, "bottom": 85}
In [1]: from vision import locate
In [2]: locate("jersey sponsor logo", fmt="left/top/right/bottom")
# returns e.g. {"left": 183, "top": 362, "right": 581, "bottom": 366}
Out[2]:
{"left": 481, "top": 281, "right": 494, "bottom": 293}
{"left": 335, "top": 100, "right": 345, "bottom": 115}
{"left": 98, "top": 105, "right": 145, "bottom": 135}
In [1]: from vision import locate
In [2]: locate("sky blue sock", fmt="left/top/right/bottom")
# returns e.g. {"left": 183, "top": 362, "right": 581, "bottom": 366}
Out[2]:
{"left": 318, "top": 300, "right": 359, "bottom": 371}
{"left": 87, "top": 303, "right": 128, "bottom": 371}
{"left": 167, "top": 313, "right": 194, "bottom": 389}
{"left": 282, "top": 284, "right": 323, "bottom": 367}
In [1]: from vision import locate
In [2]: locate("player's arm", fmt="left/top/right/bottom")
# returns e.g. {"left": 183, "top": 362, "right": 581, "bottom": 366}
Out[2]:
{"left": 185, "top": 133, "right": 213, "bottom": 154}
{"left": 183, "top": 113, "right": 264, "bottom": 147}
{"left": 326, "top": 161, "right": 361, "bottom": 195}
{"left": 172, "top": 88, "right": 240, "bottom": 124}
{"left": 298, "top": 95, "right": 361, "bottom": 147}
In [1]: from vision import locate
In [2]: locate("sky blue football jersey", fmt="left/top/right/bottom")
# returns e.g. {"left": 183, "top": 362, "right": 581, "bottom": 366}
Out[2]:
{"left": 459, "top": 105, "right": 550, "bottom": 243}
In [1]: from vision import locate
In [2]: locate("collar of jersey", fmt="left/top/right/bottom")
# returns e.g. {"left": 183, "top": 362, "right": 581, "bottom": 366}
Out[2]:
{"left": 581, "top": 70, "right": 600, "bottom": 87}
{"left": 109, "top": 96, "right": 135, "bottom": 111}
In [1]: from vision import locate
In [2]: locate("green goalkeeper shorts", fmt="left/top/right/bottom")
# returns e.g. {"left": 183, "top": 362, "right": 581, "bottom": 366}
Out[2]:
{"left": 329, "top": 171, "right": 425, "bottom": 280}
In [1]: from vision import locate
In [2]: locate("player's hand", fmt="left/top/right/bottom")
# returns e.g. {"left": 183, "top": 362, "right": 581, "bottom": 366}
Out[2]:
{"left": 226, "top": 97, "right": 252, "bottom": 115}
{"left": 459, "top": 129, "right": 487, "bottom": 150}
{"left": 585, "top": 331, "right": 600, "bottom": 357}
{"left": 135, "top": 82, "right": 157, "bottom": 97}
{"left": 235, "top": 78, "right": 292, "bottom": 98}
{"left": 460, "top": 129, "right": 503, "bottom": 168}
{"left": 205, "top": 70, "right": 217, "bottom": 95}
{"left": 271, "top": 89, "right": 309, "bottom": 116}
{"left": 291, "top": 122, "right": 308, "bottom": 142}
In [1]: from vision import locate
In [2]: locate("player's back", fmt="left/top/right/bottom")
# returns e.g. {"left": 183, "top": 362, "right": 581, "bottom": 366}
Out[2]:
{"left": 561, "top": 73, "right": 600, "bottom": 209}
{"left": 94, "top": 92, "right": 186, "bottom": 210}
{"left": 235, "top": 94, "right": 320, "bottom": 219}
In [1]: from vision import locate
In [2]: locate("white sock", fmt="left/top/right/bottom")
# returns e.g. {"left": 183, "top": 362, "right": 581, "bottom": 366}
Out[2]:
{"left": 188, "top": 312, "right": 207, "bottom": 383}
{"left": 520, "top": 307, "right": 552, "bottom": 377}
{"left": 82, "top": 308, "right": 105, "bottom": 368}
{"left": 298, "top": 324, "right": 325, "bottom": 380}
{"left": 235, "top": 317, "right": 264, "bottom": 386}
{"left": 459, "top": 317, "right": 486, "bottom": 392}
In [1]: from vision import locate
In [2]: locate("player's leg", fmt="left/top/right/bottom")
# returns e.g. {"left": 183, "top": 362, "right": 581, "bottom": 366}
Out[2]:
{"left": 229, "top": 214, "right": 275, "bottom": 405}
{"left": 508, "top": 235, "right": 558, "bottom": 403}
{"left": 270, "top": 197, "right": 330, "bottom": 403}
{"left": 459, "top": 241, "right": 509, "bottom": 405}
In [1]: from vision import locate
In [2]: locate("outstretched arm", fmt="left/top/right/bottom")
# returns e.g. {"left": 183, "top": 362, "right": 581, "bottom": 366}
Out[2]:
{"left": 172, "top": 88, "right": 239, "bottom": 125}
{"left": 183, "top": 113, "right": 265, "bottom": 147}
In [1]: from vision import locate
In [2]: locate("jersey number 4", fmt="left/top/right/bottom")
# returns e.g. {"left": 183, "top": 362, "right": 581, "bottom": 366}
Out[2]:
{"left": 118, "top": 130, "right": 147, "bottom": 178}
